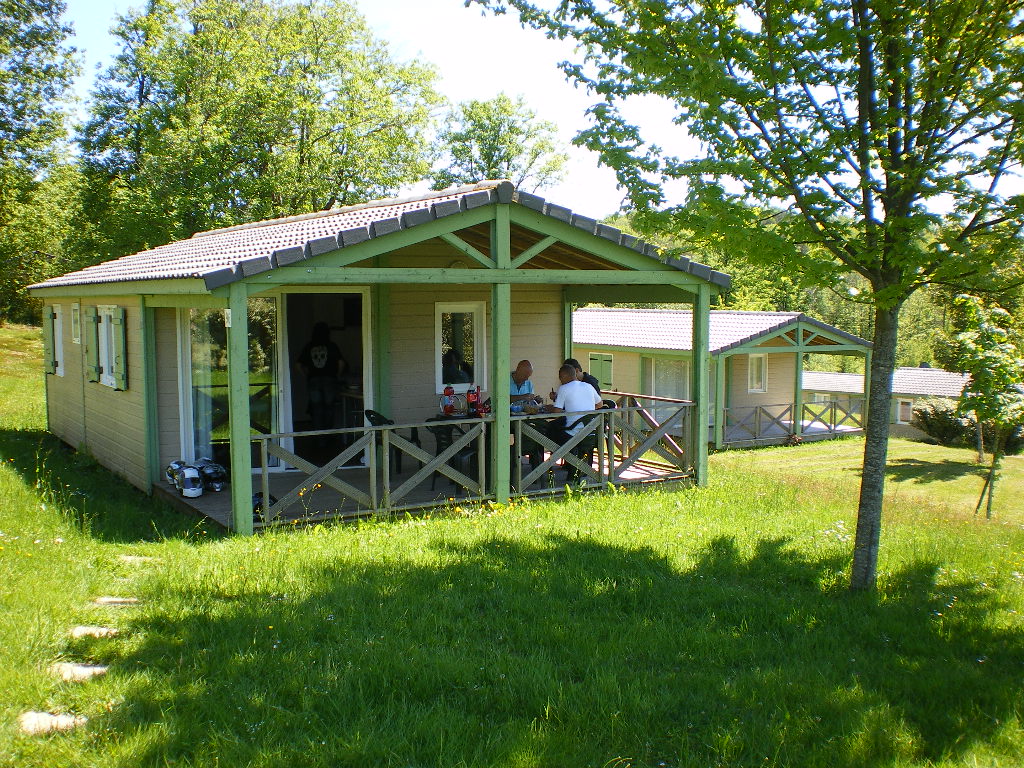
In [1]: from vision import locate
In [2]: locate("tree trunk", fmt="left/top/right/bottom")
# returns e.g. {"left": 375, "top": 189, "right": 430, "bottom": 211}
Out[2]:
{"left": 975, "top": 418, "right": 985, "bottom": 464}
{"left": 986, "top": 427, "right": 1005, "bottom": 520}
{"left": 851, "top": 303, "right": 901, "bottom": 591}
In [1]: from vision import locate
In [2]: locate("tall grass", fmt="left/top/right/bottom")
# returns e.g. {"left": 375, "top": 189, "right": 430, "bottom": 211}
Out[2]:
{"left": 1, "top": 325, "right": 1022, "bottom": 767}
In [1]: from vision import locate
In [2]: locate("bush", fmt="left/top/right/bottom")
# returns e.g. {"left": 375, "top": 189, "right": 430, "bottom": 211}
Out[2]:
{"left": 912, "top": 397, "right": 1023, "bottom": 455}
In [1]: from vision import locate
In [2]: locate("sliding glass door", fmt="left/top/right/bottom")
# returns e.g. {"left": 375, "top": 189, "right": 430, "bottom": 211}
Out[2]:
{"left": 186, "top": 298, "right": 279, "bottom": 466}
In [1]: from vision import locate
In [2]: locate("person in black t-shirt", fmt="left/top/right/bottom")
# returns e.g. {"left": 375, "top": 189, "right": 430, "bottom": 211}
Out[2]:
{"left": 297, "top": 322, "right": 347, "bottom": 432}
{"left": 563, "top": 358, "right": 601, "bottom": 395}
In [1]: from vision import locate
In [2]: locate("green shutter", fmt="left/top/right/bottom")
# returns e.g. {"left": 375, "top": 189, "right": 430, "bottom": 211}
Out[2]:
{"left": 111, "top": 307, "right": 128, "bottom": 390}
{"left": 84, "top": 306, "right": 100, "bottom": 382}
{"left": 42, "top": 307, "right": 56, "bottom": 375}
{"left": 589, "top": 353, "right": 613, "bottom": 390}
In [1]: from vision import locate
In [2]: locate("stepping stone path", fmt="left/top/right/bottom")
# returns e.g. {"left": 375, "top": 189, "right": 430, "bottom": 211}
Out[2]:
{"left": 70, "top": 625, "right": 119, "bottom": 639}
{"left": 92, "top": 596, "right": 140, "bottom": 606}
{"left": 50, "top": 662, "right": 109, "bottom": 682}
{"left": 18, "top": 711, "right": 87, "bottom": 735}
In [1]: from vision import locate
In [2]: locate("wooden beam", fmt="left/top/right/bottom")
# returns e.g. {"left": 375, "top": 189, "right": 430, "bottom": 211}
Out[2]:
{"left": 140, "top": 297, "right": 161, "bottom": 488}
{"left": 142, "top": 294, "right": 228, "bottom": 309}
{"left": 714, "top": 354, "right": 726, "bottom": 449}
{"left": 30, "top": 279, "right": 210, "bottom": 298}
{"left": 439, "top": 232, "right": 493, "bottom": 268}
{"left": 226, "top": 284, "right": 254, "bottom": 535}
{"left": 249, "top": 267, "right": 706, "bottom": 286}
{"left": 691, "top": 285, "right": 710, "bottom": 485}
{"left": 563, "top": 285, "right": 697, "bottom": 303}
{"left": 510, "top": 235, "right": 557, "bottom": 269}
{"left": 491, "top": 207, "right": 512, "bottom": 503}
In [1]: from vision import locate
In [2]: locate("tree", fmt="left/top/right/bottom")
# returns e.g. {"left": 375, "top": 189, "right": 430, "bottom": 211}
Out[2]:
{"left": 0, "top": 0, "right": 78, "bottom": 322}
{"left": 955, "top": 295, "right": 1024, "bottom": 518}
{"left": 472, "top": 0, "right": 1024, "bottom": 589}
{"left": 432, "top": 93, "right": 568, "bottom": 191}
{"left": 77, "top": 0, "right": 439, "bottom": 261}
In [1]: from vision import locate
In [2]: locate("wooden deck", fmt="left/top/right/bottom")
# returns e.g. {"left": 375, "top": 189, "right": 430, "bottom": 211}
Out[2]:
{"left": 154, "top": 453, "right": 681, "bottom": 530}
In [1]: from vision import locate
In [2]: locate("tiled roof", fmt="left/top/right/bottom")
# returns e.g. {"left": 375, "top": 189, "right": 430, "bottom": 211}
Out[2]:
{"left": 29, "top": 180, "right": 730, "bottom": 292}
{"left": 572, "top": 307, "right": 870, "bottom": 355}
{"left": 803, "top": 368, "right": 970, "bottom": 398}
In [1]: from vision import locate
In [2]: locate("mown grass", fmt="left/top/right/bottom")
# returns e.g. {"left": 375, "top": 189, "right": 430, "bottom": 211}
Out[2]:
{"left": 1, "top": 324, "right": 1023, "bottom": 768}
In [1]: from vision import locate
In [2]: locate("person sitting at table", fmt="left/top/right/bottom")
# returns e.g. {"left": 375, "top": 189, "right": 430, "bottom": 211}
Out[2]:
{"left": 563, "top": 357, "right": 601, "bottom": 395}
{"left": 545, "top": 363, "right": 604, "bottom": 443}
{"left": 510, "top": 359, "right": 542, "bottom": 404}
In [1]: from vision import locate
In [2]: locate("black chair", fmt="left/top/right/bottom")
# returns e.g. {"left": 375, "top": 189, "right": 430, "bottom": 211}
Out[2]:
{"left": 364, "top": 410, "right": 421, "bottom": 474}
{"left": 425, "top": 417, "right": 478, "bottom": 490}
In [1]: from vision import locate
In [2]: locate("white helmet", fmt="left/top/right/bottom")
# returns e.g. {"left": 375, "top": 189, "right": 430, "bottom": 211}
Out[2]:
{"left": 174, "top": 466, "right": 204, "bottom": 498}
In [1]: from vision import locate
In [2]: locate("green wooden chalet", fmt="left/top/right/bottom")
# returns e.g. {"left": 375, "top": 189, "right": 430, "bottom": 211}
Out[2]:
{"left": 572, "top": 308, "right": 872, "bottom": 447}
{"left": 30, "top": 181, "right": 729, "bottom": 533}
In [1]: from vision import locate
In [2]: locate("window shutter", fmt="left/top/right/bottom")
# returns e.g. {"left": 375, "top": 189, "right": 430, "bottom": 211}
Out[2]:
{"left": 112, "top": 307, "right": 128, "bottom": 390}
{"left": 42, "top": 307, "right": 56, "bottom": 375}
{"left": 84, "top": 306, "right": 100, "bottom": 382}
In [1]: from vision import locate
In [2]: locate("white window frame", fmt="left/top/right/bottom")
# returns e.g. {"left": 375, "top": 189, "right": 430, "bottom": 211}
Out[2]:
{"left": 747, "top": 353, "right": 768, "bottom": 393}
{"left": 435, "top": 301, "right": 486, "bottom": 394}
{"left": 70, "top": 303, "right": 81, "bottom": 344}
{"left": 97, "top": 305, "right": 117, "bottom": 388}
{"left": 896, "top": 398, "right": 914, "bottom": 424}
{"left": 52, "top": 304, "right": 65, "bottom": 377}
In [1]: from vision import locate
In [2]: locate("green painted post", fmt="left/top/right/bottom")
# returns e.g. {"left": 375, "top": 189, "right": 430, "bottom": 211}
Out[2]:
{"left": 491, "top": 205, "right": 512, "bottom": 503}
{"left": 140, "top": 297, "right": 161, "bottom": 489}
{"left": 226, "top": 283, "right": 254, "bottom": 535}
{"left": 793, "top": 327, "right": 804, "bottom": 437}
{"left": 562, "top": 291, "right": 572, "bottom": 361}
{"left": 690, "top": 285, "right": 710, "bottom": 485}
{"left": 372, "top": 284, "right": 391, "bottom": 416}
{"left": 714, "top": 354, "right": 725, "bottom": 449}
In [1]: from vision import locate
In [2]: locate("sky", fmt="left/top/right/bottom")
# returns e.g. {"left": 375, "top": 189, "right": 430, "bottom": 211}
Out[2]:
{"left": 60, "top": 0, "right": 689, "bottom": 219}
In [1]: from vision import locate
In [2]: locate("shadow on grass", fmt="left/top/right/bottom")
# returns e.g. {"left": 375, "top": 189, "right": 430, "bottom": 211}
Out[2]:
{"left": 85, "top": 535, "right": 1023, "bottom": 767}
{"left": 0, "top": 427, "right": 215, "bottom": 543}
{"left": 885, "top": 457, "right": 988, "bottom": 485}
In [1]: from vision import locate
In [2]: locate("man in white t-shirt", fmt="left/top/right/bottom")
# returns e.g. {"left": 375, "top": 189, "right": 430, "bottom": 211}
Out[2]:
{"left": 547, "top": 363, "right": 603, "bottom": 434}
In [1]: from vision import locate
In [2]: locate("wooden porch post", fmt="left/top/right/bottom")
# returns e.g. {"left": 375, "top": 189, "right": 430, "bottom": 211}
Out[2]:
{"left": 714, "top": 354, "right": 725, "bottom": 449}
{"left": 227, "top": 283, "right": 254, "bottom": 535}
{"left": 491, "top": 205, "right": 512, "bottom": 503}
{"left": 691, "top": 284, "right": 710, "bottom": 485}
{"left": 372, "top": 284, "right": 391, "bottom": 416}
{"left": 793, "top": 345, "right": 804, "bottom": 438}
{"left": 140, "top": 296, "right": 161, "bottom": 489}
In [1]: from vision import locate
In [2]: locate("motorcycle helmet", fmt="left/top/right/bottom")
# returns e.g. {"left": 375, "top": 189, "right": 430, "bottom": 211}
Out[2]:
{"left": 164, "top": 460, "right": 187, "bottom": 484}
{"left": 199, "top": 462, "right": 227, "bottom": 492}
{"left": 174, "top": 466, "right": 204, "bottom": 498}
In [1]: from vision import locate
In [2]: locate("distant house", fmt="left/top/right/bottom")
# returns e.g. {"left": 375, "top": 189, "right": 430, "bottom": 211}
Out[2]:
{"left": 803, "top": 367, "right": 969, "bottom": 425}
{"left": 572, "top": 308, "right": 872, "bottom": 447}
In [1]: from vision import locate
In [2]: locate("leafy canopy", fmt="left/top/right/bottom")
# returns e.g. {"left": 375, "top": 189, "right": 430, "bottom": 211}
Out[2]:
{"left": 432, "top": 93, "right": 568, "bottom": 192}
{"left": 78, "top": 0, "right": 440, "bottom": 258}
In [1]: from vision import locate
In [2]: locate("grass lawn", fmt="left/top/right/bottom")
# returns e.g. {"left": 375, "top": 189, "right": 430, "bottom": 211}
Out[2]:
{"left": 1, "top": 324, "right": 1022, "bottom": 767}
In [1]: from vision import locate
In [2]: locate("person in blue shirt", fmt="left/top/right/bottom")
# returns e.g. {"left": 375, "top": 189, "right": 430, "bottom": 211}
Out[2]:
{"left": 510, "top": 359, "right": 542, "bottom": 404}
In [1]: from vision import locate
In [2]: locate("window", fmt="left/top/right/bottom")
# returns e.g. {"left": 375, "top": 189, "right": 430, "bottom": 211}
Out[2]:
{"left": 88, "top": 305, "right": 128, "bottom": 390}
{"left": 71, "top": 303, "right": 81, "bottom": 344}
{"left": 897, "top": 399, "right": 914, "bottom": 424}
{"left": 588, "top": 353, "right": 613, "bottom": 390}
{"left": 640, "top": 355, "right": 690, "bottom": 400}
{"left": 435, "top": 301, "right": 486, "bottom": 393}
{"left": 747, "top": 354, "right": 768, "bottom": 393}
{"left": 42, "top": 305, "right": 64, "bottom": 376}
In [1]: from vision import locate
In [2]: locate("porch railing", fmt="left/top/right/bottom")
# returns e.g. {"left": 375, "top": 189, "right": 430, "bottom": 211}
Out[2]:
{"left": 248, "top": 395, "right": 696, "bottom": 523}
{"left": 721, "top": 398, "right": 865, "bottom": 445}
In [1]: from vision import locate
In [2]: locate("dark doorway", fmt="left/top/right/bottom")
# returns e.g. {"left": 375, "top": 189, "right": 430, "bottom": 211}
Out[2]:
{"left": 286, "top": 293, "right": 364, "bottom": 464}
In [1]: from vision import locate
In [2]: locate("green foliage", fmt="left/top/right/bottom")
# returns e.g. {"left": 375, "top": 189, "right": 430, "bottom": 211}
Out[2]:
{"left": 76, "top": 0, "right": 440, "bottom": 261}
{"left": 955, "top": 296, "right": 1024, "bottom": 431}
{"left": 432, "top": 93, "right": 568, "bottom": 192}
{"left": 471, "top": 0, "right": 1024, "bottom": 589}
{"left": 0, "top": 0, "right": 78, "bottom": 323}
{"left": 912, "top": 397, "right": 974, "bottom": 448}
